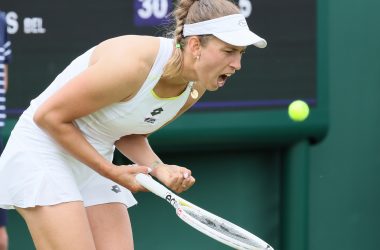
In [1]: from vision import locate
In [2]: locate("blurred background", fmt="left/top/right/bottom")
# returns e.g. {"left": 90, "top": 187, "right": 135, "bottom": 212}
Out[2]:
{"left": 1, "top": 0, "right": 379, "bottom": 249}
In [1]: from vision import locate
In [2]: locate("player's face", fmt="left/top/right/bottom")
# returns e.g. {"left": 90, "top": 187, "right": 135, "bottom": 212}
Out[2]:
{"left": 195, "top": 37, "right": 246, "bottom": 91}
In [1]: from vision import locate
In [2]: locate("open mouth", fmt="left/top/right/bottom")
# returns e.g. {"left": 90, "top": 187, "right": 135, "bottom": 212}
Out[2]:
{"left": 217, "top": 73, "right": 232, "bottom": 87}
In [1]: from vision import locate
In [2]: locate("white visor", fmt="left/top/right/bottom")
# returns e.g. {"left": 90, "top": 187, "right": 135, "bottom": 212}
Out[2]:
{"left": 183, "top": 14, "right": 267, "bottom": 48}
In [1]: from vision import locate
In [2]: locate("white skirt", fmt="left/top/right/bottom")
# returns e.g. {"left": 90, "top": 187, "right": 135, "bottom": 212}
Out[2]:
{"left": 0, "top": 116, "right": 137, "bottom": 209}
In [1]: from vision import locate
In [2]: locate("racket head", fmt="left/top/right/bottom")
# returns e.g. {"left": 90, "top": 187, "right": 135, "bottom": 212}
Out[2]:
{"left": 135, "top": 174, "right": 273, "bottom": 249}
{"left": 175, "top": 200, "right": 273, "bottom": 250}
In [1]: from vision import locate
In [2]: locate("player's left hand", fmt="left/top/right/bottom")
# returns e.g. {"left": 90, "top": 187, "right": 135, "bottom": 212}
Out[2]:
{"left": 151, "top": 163, "right": 195, "bottom": 193}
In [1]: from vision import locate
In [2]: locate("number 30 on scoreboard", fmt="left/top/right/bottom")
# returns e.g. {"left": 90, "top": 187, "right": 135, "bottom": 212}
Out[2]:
{"left": 134, "top": 0, "right": 172, "bottom": 26}
{"left": 134, "top": 0, "right": 253, "bottom": 27}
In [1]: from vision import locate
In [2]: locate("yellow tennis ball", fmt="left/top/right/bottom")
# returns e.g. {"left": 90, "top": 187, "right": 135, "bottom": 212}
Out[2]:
{"left": 288, "top": 100, "right": 310, "bottom": 122}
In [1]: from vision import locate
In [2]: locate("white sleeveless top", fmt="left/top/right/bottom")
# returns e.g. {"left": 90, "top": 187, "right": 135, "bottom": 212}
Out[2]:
{"left": 20, "top": 37, "right": 192, "bottom": 157}
{"left": 0, "top": 37, "right": 194, "bottom": 209}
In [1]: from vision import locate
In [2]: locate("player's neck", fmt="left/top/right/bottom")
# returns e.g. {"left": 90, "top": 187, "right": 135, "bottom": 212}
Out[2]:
{"left": 154, "top": 77, "right": 189, "bottom": 98}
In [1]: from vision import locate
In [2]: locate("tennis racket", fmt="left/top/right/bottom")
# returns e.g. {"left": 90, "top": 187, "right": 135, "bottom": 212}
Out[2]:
{"left": 136, "top": 174, "right": 274, "bottom": 250}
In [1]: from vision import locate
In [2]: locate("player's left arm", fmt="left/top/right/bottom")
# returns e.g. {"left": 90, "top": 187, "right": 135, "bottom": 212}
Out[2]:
{"left": 115, "top": 133, "right": 195, "bottom": 193}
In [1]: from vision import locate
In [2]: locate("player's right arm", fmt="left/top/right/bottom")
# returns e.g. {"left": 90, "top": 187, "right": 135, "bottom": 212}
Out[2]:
{"left": 33, "top": 36, "right": 159, "bottom": 191}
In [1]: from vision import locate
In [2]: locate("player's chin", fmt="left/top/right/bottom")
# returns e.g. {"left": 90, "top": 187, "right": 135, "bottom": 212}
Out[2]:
{"left": 206, "top": 80, "right": 223, "bottom": 91}
{"left": 207, "top": 85, "right": 219, "bottom": 92}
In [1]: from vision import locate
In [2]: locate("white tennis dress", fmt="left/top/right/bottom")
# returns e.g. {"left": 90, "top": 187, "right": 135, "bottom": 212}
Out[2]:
{"left": 0, "top": 37, "right": 192, "bottom": 209}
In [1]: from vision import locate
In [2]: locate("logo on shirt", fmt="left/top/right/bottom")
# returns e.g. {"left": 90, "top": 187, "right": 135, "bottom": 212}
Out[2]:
{"left": 144, "top": 107, "right": 164, "bottom": 124}
{"left": 151, "top": 107, "right": 163, "bottom": 116}
{"left": 111, "top": 185, "right": 121, "bottom": 193}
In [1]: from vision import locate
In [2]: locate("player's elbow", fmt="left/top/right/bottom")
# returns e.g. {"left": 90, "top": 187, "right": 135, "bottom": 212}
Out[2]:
{"left": 33, "top": 107, "right": 59, "bottom": 131}
{"left": 33, "top": 108, "right": 47, "bottom": 128}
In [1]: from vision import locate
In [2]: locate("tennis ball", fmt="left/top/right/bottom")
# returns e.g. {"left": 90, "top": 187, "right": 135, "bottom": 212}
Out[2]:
{"left": 288, "top": 100, "right": 310, "bottom": 122}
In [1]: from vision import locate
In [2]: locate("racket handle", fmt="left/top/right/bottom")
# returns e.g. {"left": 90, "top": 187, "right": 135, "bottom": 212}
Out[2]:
{"left": 136, "top": 173, "right": 171, "bottom": 199}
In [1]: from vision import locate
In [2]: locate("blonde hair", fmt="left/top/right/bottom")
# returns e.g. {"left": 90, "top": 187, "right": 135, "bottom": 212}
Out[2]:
{"left": 162, "top": 0, "right": 240, "bottom": 78}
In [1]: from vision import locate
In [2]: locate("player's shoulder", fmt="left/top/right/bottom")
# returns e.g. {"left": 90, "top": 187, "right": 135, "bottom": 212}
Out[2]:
{"left": 100, "top": 35, "right": 159, "bottom": 58}
{"left": 92, "top": 35, "right": 160, "bottom": 70}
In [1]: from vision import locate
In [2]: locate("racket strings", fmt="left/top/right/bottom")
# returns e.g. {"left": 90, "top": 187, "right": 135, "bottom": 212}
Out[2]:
{"left": 183, "top": 207, "right": 263, "bottom": 248}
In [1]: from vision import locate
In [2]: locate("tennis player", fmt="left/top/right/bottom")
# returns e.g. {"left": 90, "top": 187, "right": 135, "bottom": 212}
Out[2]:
{"left": 0, "top": 0, "right": 266, "bottom": 249}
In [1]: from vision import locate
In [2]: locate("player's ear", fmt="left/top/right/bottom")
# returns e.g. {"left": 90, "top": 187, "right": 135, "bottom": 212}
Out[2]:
{"left": 186, "top": 36, "right": 202, "bottom": 59}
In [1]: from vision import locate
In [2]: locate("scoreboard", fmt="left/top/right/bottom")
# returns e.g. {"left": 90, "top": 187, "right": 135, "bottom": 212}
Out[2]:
{"left": 2, "top": 0, "right": 316, "bottom": 116}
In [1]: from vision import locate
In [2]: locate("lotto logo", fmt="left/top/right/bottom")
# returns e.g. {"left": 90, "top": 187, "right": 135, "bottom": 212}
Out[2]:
{"left": 151, "top": 107, "right": 163, "bottom": 116}
{"left": 144, "top": 107, "right": 163, "bottom": 124}
{"left": 111, "top": 185, "right": 121, "bottom": 193}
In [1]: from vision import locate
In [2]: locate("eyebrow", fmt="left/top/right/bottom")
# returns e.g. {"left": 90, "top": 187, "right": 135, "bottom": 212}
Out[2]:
{"left": 225, "top": 46, "right": 246, "bottom": 53}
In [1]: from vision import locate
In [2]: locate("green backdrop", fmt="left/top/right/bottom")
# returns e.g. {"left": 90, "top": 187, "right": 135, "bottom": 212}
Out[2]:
{"left": 308, "top": 0, "right": 380, "bottom": 249}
